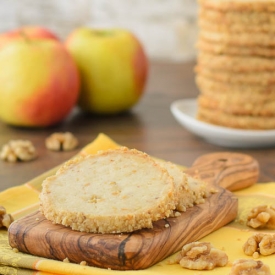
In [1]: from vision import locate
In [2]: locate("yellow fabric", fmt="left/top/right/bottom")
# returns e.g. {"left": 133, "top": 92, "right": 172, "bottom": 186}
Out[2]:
{"left": 0, "top": 133, "right": 275, "bottom": 275}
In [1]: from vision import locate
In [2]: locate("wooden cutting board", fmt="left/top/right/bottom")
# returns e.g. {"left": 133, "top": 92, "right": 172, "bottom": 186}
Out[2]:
{"left": 8, "top": 152, "right": 259, "bottom": 270}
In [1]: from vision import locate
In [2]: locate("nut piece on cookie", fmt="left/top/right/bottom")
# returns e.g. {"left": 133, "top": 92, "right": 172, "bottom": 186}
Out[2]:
{"left": 247, "top": 205, "right": 275, "bottom": 229}
{"left": 229, "top": 259, "right": 271, "bottom": 275}
{"left": 176, "top": 241, "right": 228, "bottom": 270}
{"left": 0, "top": 205, "right": 14, "bottom": 229}
{"left": 0, "top": 140, "right": 37, "bottom": 162}
{"left": 243, "top": 233, "right": 275, "bottom": 256}
{"left": 45, "top": 132, "right": 78, "bottom": 151}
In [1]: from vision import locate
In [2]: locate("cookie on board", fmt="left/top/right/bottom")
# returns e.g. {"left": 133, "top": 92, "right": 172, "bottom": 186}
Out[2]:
{"left": 40, "top": 147, "right": 177, "bottom": 234}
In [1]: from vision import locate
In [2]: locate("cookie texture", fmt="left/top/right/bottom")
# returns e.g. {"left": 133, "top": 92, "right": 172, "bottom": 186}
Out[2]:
{"left": 197, "top": 52, "right": 275, "bottom": 72}
{"left": 195, "top": 0, "right": 275, "bottom": 129}
{"left": 198, "top": 94, "right": 275, "bottom": 116}
{"left": 198, "top": 0, "right": 275, "bottom": 12}
{"left": 40, "top": 147, "right": 177, "bottom": 233}
{"left": 155, "top": 159, "right": 209, "bottom": 212}
{"left": 197, "top": 106, "right": 275, "bottom": 129}
{"left": 196, "top": 75, "right": 275, "bottom": 97}
{"left": 199, "top": 8, "right": 275, "bottom": 25}
{"left": 197, "top": 38, "right": 275, "bottom": 58}
{"left": 196, "top": 65, "right": 275, "bottom": 85}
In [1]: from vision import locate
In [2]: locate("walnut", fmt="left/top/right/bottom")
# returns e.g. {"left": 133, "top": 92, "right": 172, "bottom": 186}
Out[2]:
{"left": 0, "top": 206, "right": 14, "bottom": 229}
{"left": 0, "top": 140, "right": 37, "bottom": 162}
{"left": 247, "top": 205, "right": 275, "bottom": 229}
{"left": 176, "top": 242, "right": 228, "bottom": 270}
{"left": 228, "top": 259, "right": 271, "bottom": 275}
{"left": 243, "top": 233, "right": 275, "bottom": 256}
{"left": 45, "top": 132, "right": 78, "bottom": 151}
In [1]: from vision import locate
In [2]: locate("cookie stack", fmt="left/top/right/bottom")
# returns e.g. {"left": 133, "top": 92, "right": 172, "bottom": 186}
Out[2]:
{"left": 195, "top": 0, "right": 275, "bottom": 129}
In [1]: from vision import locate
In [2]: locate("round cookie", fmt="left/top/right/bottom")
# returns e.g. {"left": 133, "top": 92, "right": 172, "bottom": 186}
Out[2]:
{"left": 40, "top": 147, "right": 177, "bottom": 233}
{"left": 197, "top": 52, "right": 275, "bottom": 72}
{"left": 198, "top": 94, "right": 275, "bottom": 116}
{"left": 198, "top": 0, "right": 275, "bottom": 12}
{"left": 155, "top": 159, "right": 209, "bottom": 212}
{"left": 196, "top": 75, "right": 275, "bottom": 101}
{"left": 197, "top": 38, "right": 275, "bottom": 58}
{"left": 200, "top": 29, "right": 275, "bottom": 47}
{"left": 199, "top": 17, "right": 275, "bottom": 33}
{"left": 197, "top": 106, "right": 275, "bottom": 129}
{"left": 196, "top": 75, "right": 275, "bottom": 96}
{"left": 199, "top": 8, "right": 275, "bottom": 25}
{"left": 195, "top": 65, "right": 275, "bottom": 85}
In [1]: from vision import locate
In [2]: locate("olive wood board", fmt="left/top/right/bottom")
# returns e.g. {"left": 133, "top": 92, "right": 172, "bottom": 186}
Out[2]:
{"left": 8, "top": 152, "right": 259, "bottom": 270}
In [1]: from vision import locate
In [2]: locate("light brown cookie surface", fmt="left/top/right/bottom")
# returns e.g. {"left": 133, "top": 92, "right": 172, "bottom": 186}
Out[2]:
{"left": 198, "top": 0, "right": 275, "bottom": 12}
{"left": 196, "top": 65, "right": 275, "bottom": 85}
{"left": 199, "top": 8, "right": 275, "bottom": 25}
{"left": 197, "top": 38, "right": 275, "bottom": 57}
{"left": 40, "top": 147, "right": 177, "bottom": 233}
{"left": 197, "top": 106, "right": 275, "bottom": 129}
{"left": 198, "top": 94, "right": 275, "bottom": 116}
{"left": 200, "top": 29, "right": 275, "bottom": 47}
{"left": 196, "top": 75, "right": 275, "bottom": 96}
{"left": 197, "top": 52, "right": 275, "bottom": 72}
{"left": 199, "top": 17, "right": 275, "bottom": 33}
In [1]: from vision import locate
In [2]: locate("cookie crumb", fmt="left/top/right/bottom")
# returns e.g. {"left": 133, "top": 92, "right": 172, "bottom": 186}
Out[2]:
{"left": 63, "top": 257, "right": 70, "bottom": 263}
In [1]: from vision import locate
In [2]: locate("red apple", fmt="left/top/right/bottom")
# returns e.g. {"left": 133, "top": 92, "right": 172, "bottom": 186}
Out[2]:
{"left": 0, "top": 35, "right": 80, "bottom": 127}
{"left": 0, "top": 26, "right": 59, "bottom": 48}
{"left": 65, "top": 27, "right": 148, "bottom": 115}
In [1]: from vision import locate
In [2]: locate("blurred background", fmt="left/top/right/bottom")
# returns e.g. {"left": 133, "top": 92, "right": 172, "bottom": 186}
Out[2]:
{"left": 0, "top": 0, "right": 198, "bottom": 62}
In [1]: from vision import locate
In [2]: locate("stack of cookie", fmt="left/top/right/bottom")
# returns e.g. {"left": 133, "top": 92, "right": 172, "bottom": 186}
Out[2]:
{"left": 195, "top": 0, "right": 275, "bottom": 130}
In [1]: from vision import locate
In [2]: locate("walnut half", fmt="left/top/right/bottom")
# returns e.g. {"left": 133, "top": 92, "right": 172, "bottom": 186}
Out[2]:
{"left": 0, "top": 206, "right": 14, "bottom": 229}
{"left": 0, "top": 140, "right": 37, "bottom": 162}
{"left": 247, "top": 205, "right": 275, "bottom": 229}
{"left": 243, "top": 233, "right": 275, "bottom": 256}
{"left": 229, "top": 259, "right": 271, "bottom": 275}
{"left": 45, "top": 132, "right": 78, "bottom": 151}
{"left": 176, "top": 242, "right": 228, "bottom": 270}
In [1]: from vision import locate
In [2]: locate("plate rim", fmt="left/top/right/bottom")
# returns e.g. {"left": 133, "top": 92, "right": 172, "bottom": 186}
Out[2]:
{"left": 170, "top": 98, "right": 275, "bottom": 148}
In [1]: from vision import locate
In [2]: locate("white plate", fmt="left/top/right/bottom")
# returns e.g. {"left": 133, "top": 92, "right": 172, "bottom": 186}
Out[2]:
{"left": 170, "top": 98, "right": 275, "bottom": 148}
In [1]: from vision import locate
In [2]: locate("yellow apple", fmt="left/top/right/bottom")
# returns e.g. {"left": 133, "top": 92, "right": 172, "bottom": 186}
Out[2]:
{"left": 0, "top": 35, "right": 80, "bottom": 127}
{"left": 65, "top": 27, "right": 148, "bottom": 114}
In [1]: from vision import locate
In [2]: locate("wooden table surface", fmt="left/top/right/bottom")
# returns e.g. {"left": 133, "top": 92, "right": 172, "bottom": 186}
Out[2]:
{"left": 1, "top": 60, "right": 275, "bottom": 192}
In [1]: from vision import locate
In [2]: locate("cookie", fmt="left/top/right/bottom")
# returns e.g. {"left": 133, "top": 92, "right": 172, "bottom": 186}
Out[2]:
{"left": 196, "top": 75, "right": 275, "bottom": 100}
{"left": 199, "top": 8, "right": 275, "bottom": 25}
{"left": 198, "top": 0, "right": 275, "bottom": 12}
{"left": 197, "top": 38, "right": 275, "bottom": 57}
{"left": 195, "top": 65, "right": 275, "bottom": 85}
{"left": 197, "top": 106, "right": 275, "bottom": 129}
{"left": 155, "top": 159, "right": 209, "bottom": 212}
{"left": 40, "top": 147, "right": 177, "bottom": 233}
{"left": 200, "top": 28, "right": 275, "bottom": 47}
{"left": 198, "top": 94, "right": 275, "bottom": 116}
{"left": 199, "top": 16, "right": 275, "bottom": 33}
{"left": 197, "top": 52, "right": 275, "bottom": 72}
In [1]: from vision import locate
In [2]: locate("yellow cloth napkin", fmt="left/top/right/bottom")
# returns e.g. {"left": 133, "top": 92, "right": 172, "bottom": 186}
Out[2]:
{"left": 0, "top": 133, "right": 275, "bottom": 275}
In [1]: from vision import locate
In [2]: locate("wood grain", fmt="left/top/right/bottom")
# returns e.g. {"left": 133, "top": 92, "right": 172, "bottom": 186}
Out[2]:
{"left": 186, "top": 152, "right": 259, "bottom": 191}
{"left": 8, "top": 152, "right": 258, "bottom": 270}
